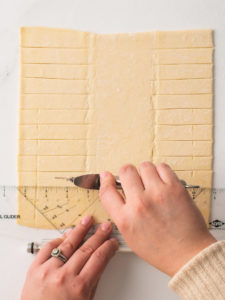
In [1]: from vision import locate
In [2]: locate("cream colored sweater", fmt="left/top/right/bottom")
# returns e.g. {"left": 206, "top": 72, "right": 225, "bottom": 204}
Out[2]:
{"left": 169, "top": 240, "right": 225, "bottom": 300}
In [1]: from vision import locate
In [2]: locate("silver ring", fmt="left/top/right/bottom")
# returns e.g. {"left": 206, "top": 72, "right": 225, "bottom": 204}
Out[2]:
{"left": 51, "top": 248, "right": 68, "bottom": 263}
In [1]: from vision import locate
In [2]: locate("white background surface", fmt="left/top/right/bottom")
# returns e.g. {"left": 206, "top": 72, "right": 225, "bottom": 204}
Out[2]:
{"left": 0, "top": 0, "right": 225, "bottom": 299}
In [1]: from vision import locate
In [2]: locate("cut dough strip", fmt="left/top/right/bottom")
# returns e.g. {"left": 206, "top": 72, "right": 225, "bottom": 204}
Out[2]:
{"left": 155, "top": 64, "right": 212, "bottom": 80}
{"left": 155, "top": 141, "right": 212, "bottom": 156}
{"left": 155, "top": 79, "right": 213, "bottom": 95}
{"left": 154, "top": 95, "right": 213, "bottom": 109}
{"left": 21, "top": 48, "right": 89, "bottom": 64}
{"left": 156, "top": 125, "right": 213, "bottom": 141}
{"left": 155, "top": 48, "right": 213, "bottom": 64}
{"left": 22, "top": 64, "right": 88, "bottom": 79}
{"left": 20, "top": 94, "right": 91, "bottom": 109}
{"left": 156, "top": 109, "right": 212, "bottom": 125}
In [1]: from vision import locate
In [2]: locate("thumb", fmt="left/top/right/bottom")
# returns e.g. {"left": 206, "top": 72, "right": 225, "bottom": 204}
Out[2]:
{"left": 99, "top": 171, "right": 125, "bottom": 223}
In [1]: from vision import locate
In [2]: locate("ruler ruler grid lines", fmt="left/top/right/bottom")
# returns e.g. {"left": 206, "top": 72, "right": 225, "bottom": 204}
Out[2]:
{"left": 0, "top": 185, "right": 224, "bottom": 252}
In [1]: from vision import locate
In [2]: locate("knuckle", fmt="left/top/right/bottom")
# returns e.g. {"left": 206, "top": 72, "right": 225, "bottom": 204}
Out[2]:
{"left": 74, "top": 277, "right": 87, "bottom": 296}
{"left": 52, "top": 271, "right": 66, "bottom": 286}
{"left": 153, "top": 190, "right": 165, "bottom": 204}
{"left": 119, "top": 164, "right": 135, "bottom": 175}
{"left": 134, "top": 201, "right": 145, "bottom": 214}
{"left": 78, "top": 244, "right": 94, "bottom": 256}
{"left": 99, "top": 185, "right": 110, "bottom": 199}
{"left": 61, "top": 240, "right": 74, "bottom": 253}
{"left": 94, "top": 248, "right": 107, "bottom": 262}
{"left": 45, "top": 239, "right": 59, "bottom": 250}
{"left": 38, "top": 268, "right": 49, "bottom": 281}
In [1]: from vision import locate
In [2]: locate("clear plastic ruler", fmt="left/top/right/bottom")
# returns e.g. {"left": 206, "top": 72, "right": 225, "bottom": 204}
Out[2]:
{"left": 0, "top": 186, "right": 224, "bottom": 253}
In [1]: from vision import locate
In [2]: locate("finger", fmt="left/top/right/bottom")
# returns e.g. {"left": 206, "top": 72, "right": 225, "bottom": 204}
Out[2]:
{"left": 80, "top": 238, "right": 118, "bottom": 286}
{"left": 139, "top": 161, "right": 164, "bottom": 189}
{"left": 61, "top": 228, "right": 73, "bottom": 239}
{"left": 31, "top": 238, "right": 64, "bottom": 267}
{"left": 156, "top": 163, "right": 179, "bottom": 185}
{"left": 99, "top": 171, "right": 125, "bottom": 223}
{"left": 47, "top": 215, "right": 93, "bottom": 268}
{"left": 66, "top": 221, "right": 113, "bottom": 274}
{"left": 119, "top": 164, "right": 144, "bottom": 199}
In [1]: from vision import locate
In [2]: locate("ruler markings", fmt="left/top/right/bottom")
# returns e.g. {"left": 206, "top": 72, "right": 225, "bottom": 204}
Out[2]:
{"left": 0, "top": 185, "right": 224, "bottom": 252}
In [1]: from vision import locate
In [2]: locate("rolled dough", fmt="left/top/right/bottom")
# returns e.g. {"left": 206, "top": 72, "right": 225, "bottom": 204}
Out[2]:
{"left": 18, "top": 27, "right": 213, "bottom": 228}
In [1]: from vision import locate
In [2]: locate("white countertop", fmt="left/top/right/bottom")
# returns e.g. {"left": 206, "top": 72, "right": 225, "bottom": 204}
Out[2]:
{"left": 0, "top": 0, "right": 225, "bottom": 299}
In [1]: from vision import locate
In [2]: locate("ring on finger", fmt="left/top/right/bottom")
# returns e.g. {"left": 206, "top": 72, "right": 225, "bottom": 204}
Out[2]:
{"left": 51, "top": 248, "right": 68, "bottom": 263}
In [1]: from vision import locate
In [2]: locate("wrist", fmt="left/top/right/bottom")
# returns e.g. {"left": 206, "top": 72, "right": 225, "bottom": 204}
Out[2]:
{"left": 169, "top": 234, "right": 217, "bottom": 277}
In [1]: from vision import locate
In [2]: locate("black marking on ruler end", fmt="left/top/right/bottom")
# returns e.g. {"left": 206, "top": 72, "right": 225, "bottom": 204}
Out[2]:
{"left": 209, "top": 219, "right": 225, "bottom": 229}
{"left": 31, "top": 242, "right": 34, "bottom": 254}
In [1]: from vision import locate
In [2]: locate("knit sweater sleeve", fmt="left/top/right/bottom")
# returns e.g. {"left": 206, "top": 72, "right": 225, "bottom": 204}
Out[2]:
{"left": 168, "top": 240, "right": 225, "bottom": 300}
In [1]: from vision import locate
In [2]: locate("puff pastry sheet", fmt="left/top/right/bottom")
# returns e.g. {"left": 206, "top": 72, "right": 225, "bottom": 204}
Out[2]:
{"left": 18, "top": 27, "right": 213, "bottom": 228}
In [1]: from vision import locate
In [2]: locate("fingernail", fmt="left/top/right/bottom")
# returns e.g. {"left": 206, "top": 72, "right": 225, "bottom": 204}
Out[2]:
{"left": 101, "top": 221, "right": 112, "bottom": 231}
{"left": 100, "top": 171, "right": 108, "bottom": 179}
{"left": 81, "top": 215, "right": 92, "bottom": 226}
{"left": 110, "top": 238, "right": 119, "bottom": 249}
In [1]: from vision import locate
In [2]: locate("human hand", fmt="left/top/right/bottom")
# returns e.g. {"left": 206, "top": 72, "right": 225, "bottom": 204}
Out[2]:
{"left": 21, "top": 217, "right": 118, "bottom": 300}
{"left": 99, "top": 162, "right": 216, "bottom": 277}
